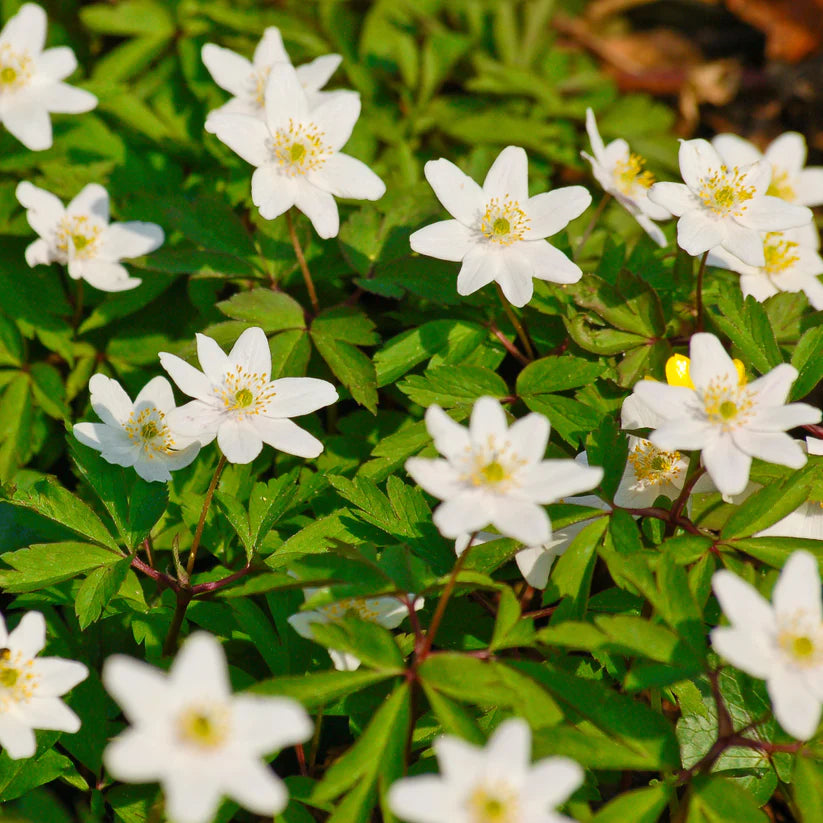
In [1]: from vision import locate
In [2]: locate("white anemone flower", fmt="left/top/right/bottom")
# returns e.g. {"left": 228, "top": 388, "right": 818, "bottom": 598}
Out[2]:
{"left": 73, "top": 374, "right": 201, "bottom": 483}
{"left": 708, "top": 226, "right": 823, "bottom": 309}
{"left": 612, "top": 435, "right": 689, "bottom": 509}
{"left": 388, "top": 717, "right": 583, "bottom": 823}
{"left": 16, "top": 181, "right": 164, "bottom": 292}
{"left": 712, "top": 551, "right": 823, "bottom": 740}
{"left": 405, "top": 396, "right": 603, "bottom": 546}
{"left": 103, "top": 632, "right": 312, "bottom": 823}
{"left": 630, "top": 333, "right": 820, "bottom": 497}
{"left": 0, "top": 610, "right": 88, "bottom": 760}
{"left": 409, "top": 146, "right": 592, "bottom": 307}
{"left": 713, "top": 131, "right": 823, "bottom": 208}
{"left": 0, "top": 3, "right": 97, "bottom": 151}
{"left": 648, "top": 138, "right": 812, "bottom": 266}
{"left": 205, "top": 62, "right": 384, "bottom": 239}
{"left": 202, "top": 26, "right": 346, "bottom": 120}
{"left": 288, "top": 589, "right": 423, "bottom": 671}
{"left": 581, "top": 108, "right": 670, "bottom": 247}
{"left": 160, "top": 326, "right": 338, "bottom": 465}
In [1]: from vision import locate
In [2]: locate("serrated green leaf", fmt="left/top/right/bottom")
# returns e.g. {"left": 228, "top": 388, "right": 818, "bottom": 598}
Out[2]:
{"left": 75, "top": 558, "right": 131, "bottom": 628}
{"left": 217, "top": 289, "right": 306, "bottom": 332}
{"left": 311, "top": 331, "right": 378, "bottom": 413}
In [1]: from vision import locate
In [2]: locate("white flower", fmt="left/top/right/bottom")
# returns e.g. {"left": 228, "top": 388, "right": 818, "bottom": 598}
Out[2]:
{"left": 0, "top": 610, "right": 88, "bottom": 760}
{"left": 581, "top": 108, "right": 670, "bottom": 246}
{"left": 288, "top": 589, "right": 423, "bottom": 670}
{"left": 713, "top": 131, "right": 823, "bottom": 208}
{"left": 160, "top": 326, "right": 338, "bottom": 465}
{"left": 204, "top": 62, "right": 384, "bottom": 239}
{"left": 612, "top": 435, "right": 689, "bottom": 508}
{"left": 409, "top": 146, "right": 592, "bottom": 307}
{"left": 16, "top": 181, "right": 164, "bottom": 292}
{"left": 103, "top": 632, "right": 312, "bottom": 823}
{"left": 73, "top": 374, "right": 201, "bottom": 483}
{"left": 202, "top": 27, "right": 346, "bottom": 120}
{"left": 630, "top": 333, "right": 820, "bottom": 496}
{"left": 388, "top": 717, "right": 583, "bottom": 823}
{"left": 712, "top": 551, "right": 823, "bottom": 739}
{"left": 405, "top": 396, "right": 603, "bottom": 546}
{"left": 648, "top": 138, "right": 812, "bottom": 266}
{"left": 0, "top": 3, "right": 96, "bottom": 150}
{"left": 708, "top": 226, "right": 823, "bottom": 309}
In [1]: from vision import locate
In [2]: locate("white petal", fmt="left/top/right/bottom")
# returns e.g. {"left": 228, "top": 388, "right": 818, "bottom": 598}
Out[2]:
{"left": 492, "top": 499, "right": 551, "bottom": 545}
{"left": 631, "top": 381, "right": 697, "bottom": 424}
{"left": 264, "top": 62, "right": 308, "bottom": 132}
{"left": 702, "top": 435, "right": 752, "bottom": 496}
{"left": 405, "top": 458, "right": 464, "bottom": 500}
{"left": 31, "top": 658, "right": 88, "bottom": 696}
{"left": 740, "top": 273, "right": 779, "bottom": 303}
{"left": 585, "top": 108, "right": 606, "bottom": 159}
{"left": 688, "top": 333, "right": 738, "bottom": 393}
{"left": 76, "top": 261, "right": 140, "bottom": 292}
{"left": 197, "top": 332, "right": 231, "bottom": 385}
{"left": 24, "top": 238, "right": 53, "bottom": 267}
{"left": 134, "top": 376, "right": 175, "bottom": 413}
{"left": 201, "top": 43, "right": 253, "bottom": 97}
{"left": 166, "top": 401, "right": 222, "bottom": 442}
{"left": 296, "top": 53, "right": 342, "bottom": 92}
{"left": 768, "top": 668, "right": 822, "bottom": 740}
{"left": 739, "top": 198, "right": 813, "bottom": 232}
{"left": 206, "top": 113, "right": 271, "bottom": 167}
{"left": 521, "top": 240, "right": 582, "bottom": 284}
{"left": 104, "top": 729, "right": 166, "bottom": 782}
{"left": 496, "top": 250, "right": 534, "bottom": 307}
{"left": 293, "top": 180, "right": 339, "bottom": 238}
{"left": 524, "top": 757, "right": 585, "bottom": 811}
{"left": 679, "top": 138, "right": 723, "bottom": 190}
{"left": 710, "top": 626, "right": 773, "bottom": 680}
{"left": 2, "top": 101, "right": 52, "bottom": 150}
{"left": 389, "top": 776, "right": 455, "bottom": 823}
{"left": 486, "top": 718, "right": 531, "bottom": 774}
{"left": 526, "top": 186, "right": 592, "bottom": 238}
{"left": 633, "top": 212, "right": 667, "bottom": 247}
{"left": 732, "top": 430, "right": 806, "bottom": 469}
{"left": 170, "top": 633, "right": 231, "bottom": 701}
{"left": 773, "top": 551, "right": 822, "bottom": 623}
{"left": 423, "top": 158, "right": 485, "bottom": 225}
{"left": 483, "top": 146, "right": 529, "bottom": 201}
{"left": 507, "top": 413, "right": 549, "bottom": 464}
{"left": 677, "top": 211, "right": 723, "bottom": 256}
{"left": 765, "top": 132, "right": 807, "bottom": 176}
{"left": 720, "top": 221, "right": 764, "bottom": 267}
{"left": 18, "top": 697, "right": 80, "bottom": 733}
{"left": 0, "top": 3, "right": 47, "bottom": 54}
{"left": 8, "top": 611, "right": 46, "bottom": 658}
{"left": 224, "top": 759, "right": 288, "bottom": 816}
{"left": 747, "top": 363, "right": 799, "bottom": 409}
{"left": 456, "top": 246, "right": 498, "bottom": 296}
{"left": 308, "top": 152, "right": 385, "bottom": 200}
{"left": 711, "top": 569, "right": 775, "bottom": 632}
{"left": 251, "top": 166, "right": 297, "bottom": 221}
{"left": 433, "top": 491, "right": 493, "bottom": 537}
{"left": 793, "top": 169, "right": 823, "bottom": 208}
{"left": 16, "top": 181, "right": 64, "bottom": 238}
{"left": 251, "top": 417, "right": 323, "bottom": 458}
{"left": 518, "top": 460, "right": 603, "bottom": 504}
{"left": 159, "top": 353, "right": 213, "bottom": 401}
{"left": 410, "top": 220, "right": 474, "bottom": 262}
{"left": 423, "top": 404, "right": 471, "bottom": 460}
{"left": 88, "top": 373, "right": 133, "bottom": 427}
{"left": 218, "top": 418, "right": 264, "bottom": 464}
{"left": 231, "top": 694, "right": 312, "bottom": 754}
{"left": 470, "top": 396, "right": 508, "bottom": 444}
{"left": 647, "top": 182, "right": 696, "bottom": 216}
{"left": 311, "top": 93, "right": 362, "bottom": 152}
{"left": 328, "top": 649, "right": 361, "bottom": 670}
{"left": 621, "top": 392, "right": 663, "bottom": 429}
{"left": 712, "top": 134, "right": 762, "bottom": 167}
{"left": 102, "top": 654, "right": 171, "bottom": 723}
{"left": 73, "top": 423, "right": 134, "bottom": 465}
{"left": 228, "top": 326, "right": 271, "bottom": 378}
{"left": 253, "top": 27, "right": 290, "bottom": 67}
{"left": 515, "top": 545, "right": 555, "bottom": 588}
{"left": 268, "top": 377, "right": 337, "bottom": 416}
{"left": 31, "top": 83, "right": 97, "bottom": 114}
{"left": 163, "top": 769, "right": 224, "bottom": 823}
{"left": 0, "top": 715, "right": 36, "bottom": 760}
{"left": 102, "top": 222, "right": 164, "bottom": 261}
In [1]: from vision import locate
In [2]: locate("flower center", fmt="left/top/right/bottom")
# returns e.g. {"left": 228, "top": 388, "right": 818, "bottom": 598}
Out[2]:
{"left": 702, "top": 377, "right": 754, "bottom": 429}
{"left": 125, "top": 407, "right": 177, "bottom": 456}
{"left": 270, "top": 118, "right": 330, "bottom": 177}
{"left": 480, "top": 196, "right": 530, "bottom": 246}
{"left": 778, "top": 612, "right": 823, "bottom": 668}
{"left": 0, "top": 44, "right": 33, "bottom": 93}
{"left": 627, "top": 439, "right": 683, "bottom": 489}
{"left": 177, "top": 703, "right": 230, "bottom": 749}
{"left": 467, "top": 783, "right": 519, "bottom": 823}
{"left": 614, "top": 153, "right": 655, "bottom": 194}
{"left": 767, "top": 167, "right": 796, "bottom": 201}
{"left": 216, "top": 365, "right": 276, "bottom": 419}
{"left": 56, "top": 216, "right": 103, "bottom": 261}
{"left": 0, "top": 647, "right": 39, "bottom": 712}
{"left": 459, "top": 435, "right": 527, "bottom": 492}
{"left": 763, "top": 233, "right": 799, "bottom": 275}
{"left": 698, "top": 165, "right": 755, "bottom": 217}
{"left": 322, "top": 597, "right": 383, "bottom": 622}
{"left": 481, "top": 460, "right": 507, "bottom": 483}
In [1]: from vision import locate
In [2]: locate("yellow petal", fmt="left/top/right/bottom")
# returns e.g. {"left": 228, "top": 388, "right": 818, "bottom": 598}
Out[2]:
{"left": 664, "top": 353, "right": 747, "bottom": 389}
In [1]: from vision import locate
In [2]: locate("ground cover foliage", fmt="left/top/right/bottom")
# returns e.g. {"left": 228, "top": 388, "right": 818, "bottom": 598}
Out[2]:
{"left": 3, "top": 0, "right": 823, "bottom": 821}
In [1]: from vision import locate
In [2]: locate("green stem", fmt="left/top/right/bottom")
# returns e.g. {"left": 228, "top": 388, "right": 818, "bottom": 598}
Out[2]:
{"left": 695, "top": 250, "right": 709, "bottom": 333}
{"left": 286, "top": 209, "right": 319, "bottom": 314}
{"left": 186, "top": 454, "right": 227, "bottom": 577}
{"left": 495, "top": 283, "right": 535, "bottom": 361}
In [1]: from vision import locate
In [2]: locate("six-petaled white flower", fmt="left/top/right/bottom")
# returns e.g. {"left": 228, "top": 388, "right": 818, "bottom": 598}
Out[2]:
{"left": 630, "top": 333, "right": 821, "bottom": 496}
{"left": 708, "top": 226, "right": 823, "bottom": 309}
{"left": 205, "top": 62, "right": 384, "bottom": 238}
{"left": 410, "top": 145, "right": 592, "bottom": 307}
{"left": 16, "top": 181, "right": 164, "bottom": 291}
{"left": 103, "top": 632, "right": 312, "bottom": 823}
{"left": 0, "top": 610, "right": 88, "bottom": 760}
{"left": 288, "top": 589, "right": 423, "bottom": 671}
{"left": 712, "top": 551, "right": 823, "bottom": 740}
{"left": 713, "top": 131, "right": 823, "bottom": 208}
{"left": 648, "top": 138, "right": 812, "bottom": 266}
{"left": 202, "top": 26, "right": 346, "bottom": 120}
{"left": 0, "top": 3, "right": 97, "bottom": 150}
{"left": 405, "top": 396, "right": 603, "bottom": 546}
{"left": 388, "top": 717, "right": 583, "bottom": 823}
{"left": 73, "top": 374, "right": 201, "bottom": 483}
{"left": 581, "top": 108, "right": 670, "bottom": 246}
{"left": 160, "top": 326, "right": 338, "bottom": 465}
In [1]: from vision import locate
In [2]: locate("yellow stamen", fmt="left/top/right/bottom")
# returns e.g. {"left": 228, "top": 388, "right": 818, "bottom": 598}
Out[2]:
{"left": 614, "top": 153, "right": 655, "bottom": 194}
{"left": 763, "top": 233, "right": 799, "bottom": 275}
{"left": 627, "top": 440, "right": 683, "bottom": 488}
{"left": 698, "top": 165, "right": 755, "bottom": 217}
{"left": 178, "top": 704, "right": 230, "bottom": 749}
{"left": 480, "top": 196, "right": 530, "bottom": 246}
{"left": 767, "top": 167, "right": 796, "bottom": 201}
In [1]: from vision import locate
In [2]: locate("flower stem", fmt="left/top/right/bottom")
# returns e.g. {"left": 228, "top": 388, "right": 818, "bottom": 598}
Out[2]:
{"left": 418, "top": 534, "right": 476, "bottom": 660}
{"left": 695, "top": 250, "right": 709, "bottom": 333}
{"left": 489, "top": 320, "right": 530, "bottom": 366}
{"left": 72, "top": 279, "right": 84, "bottom": 331}
{"left": 186, "top": 454, "right": 227, "bottom": 577}
{"left": 286, "top": 209, "right": 319, "bottom": 314}
{"left": 162, "top": 589, "right": 192, "bottom": 657}
{"left": 576, "top": 192, "right": 611, "bottom": 257}
{"left": 495, "top": 283, "right": 536, "bottom": 361}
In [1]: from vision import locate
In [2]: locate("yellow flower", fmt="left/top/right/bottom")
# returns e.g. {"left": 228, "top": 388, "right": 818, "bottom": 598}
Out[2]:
{"left": 664, "top": 353, "right": 746, "bottom": 389}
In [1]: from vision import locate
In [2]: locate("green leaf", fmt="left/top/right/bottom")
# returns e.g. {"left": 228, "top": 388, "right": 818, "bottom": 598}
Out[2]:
{"left": 685, "top": 775, "right": 768, "bottom": 823}
{"left": 791, "top": 325, "right": 823, "bottom": 400}
{"left": 249, "top": 474, "right": 301, "bottom": 547}
{"left": 311, "top": 331, "right": 378, "bottom": 413}
{"left": 251, "top": 669, "right": 397, "bottom": 709}
{"left": 217, "top": 289, "right": 306, "bottom": 333}
{"left": 307, "top": 615, "right": 405, "bottom": 672}
{"left": 74, "top": 557, "right": 132, "bottom": 629}
{"left": 591, "top": 784, "right": 672, "bottom": 822}
{"left": 270, "top": 329, "right": 312, "bottom": 378}
{"left": 311, "top": 307, "right": 379, "bottom": 346}
{"left": 0, "top": 744, "right": 75, "bottom": 802}
{"left": 792, "top": 757, "right": 823, "bottom": 822}
{"left": 517, "top": 355, "right": 607, "bottom": 394}
{"left": 398, "top": 365, "right": 508, "bottom": 409}
{"left": 519, "top": 392, "right": 602, "bottom": 446}
{"left": 709, "top": 290, "right": 781, "bottom": 375}
{"left": 80, "top": 0, "right": 175, "bottom": 35}
{"left": 420, "top": 683, "right": 484, "bottom": 743}
{"left": 0, "top": 542, "right": 124, "bottom": 592}
{"left": 0, "top": 373, "right": 33, "bottom": 481}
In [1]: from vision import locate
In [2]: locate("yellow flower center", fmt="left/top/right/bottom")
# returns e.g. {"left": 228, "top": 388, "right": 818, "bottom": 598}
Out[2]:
{"left": 270, "top": 118, "right": 330, "bottom": 177}
{"left": 702, "top": 378, "right": 754, "bottom": 428}
{"left": 56, "top": 215, "right": 102, "bottom": 261}
{"left": 0, "top": 648, "right": 39, "bottom": 712}
{"left": 778, "top": 613, "right": 823, "bottom": 668}
{"left": 177, "top": 704, "right": 230, "bottom": 749}
{"left": 216, "top": 365, "right": 276, "bottom": 419}
{"left": 627, "top": 440, "right": 683, "bottom": 489}
{"left": 480, "top": 196, "right": 530, "bottom": 246}
{"left": 321, "top": 597, "right": 383, "bottom": 622}
{"left": 459, "top": 434, "right": 528, "bottom": 492}
{"left": 0, "top": 666, "right": 18, "bottom": 687}
{"left": 763, "top": 233, "right": 799, "bottom": 275}
{"left": 467, "top": 783, "right": 519, "bottom": 823}
{"left": 614, "top": 153, "right": 655, "bottom": 194}
{"left": 0, "top": 44, "right": 33, "bottom": 93}
{"left": 481, "top": 460, "right": 507, "bottom": 484}
{"left": 698, "top": 165, "right": 755, "bottom": 217}
{"left": 125, "top": 407, "right": 177, "bottom": 457}
{"left": 767, "top": 167, "right": 796, "bottom": 201}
